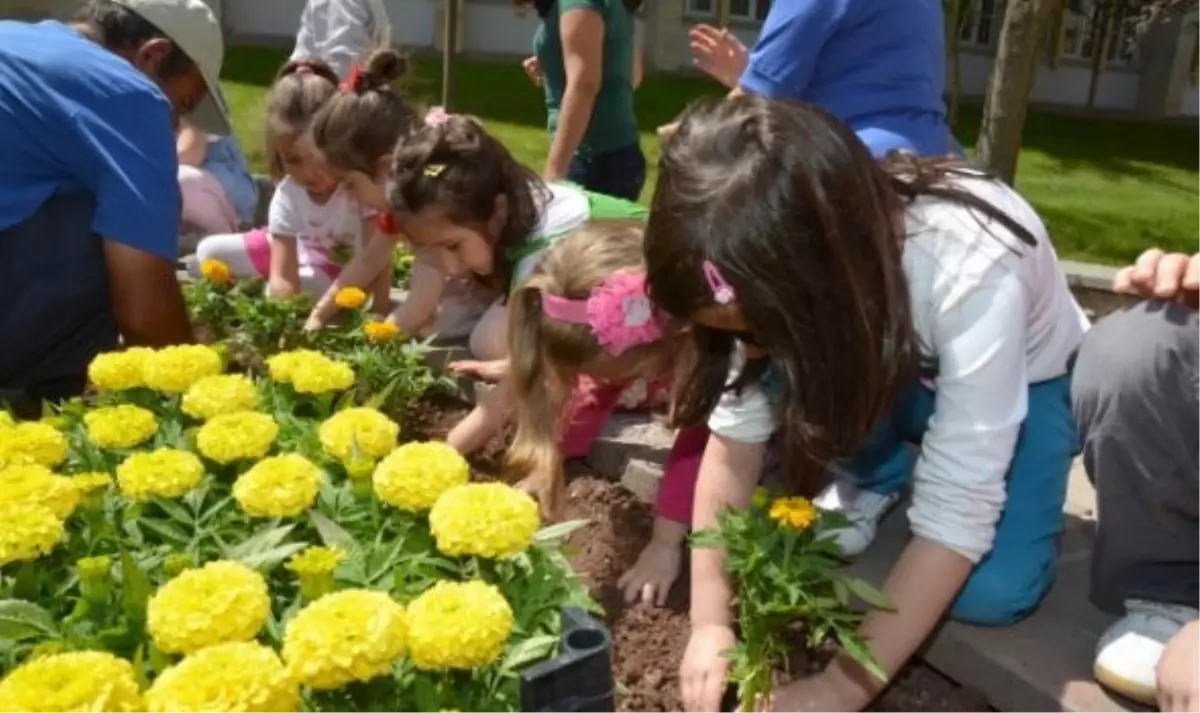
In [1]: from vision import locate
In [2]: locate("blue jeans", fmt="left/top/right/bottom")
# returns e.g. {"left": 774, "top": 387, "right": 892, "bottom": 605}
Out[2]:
{"left": 566, "top": 143, "right": 646, "bottom": 202}
{"left": 0, "top": 191, "right": 118, "bottom": 416}
{"left": 843, "top": 376, "right": 1076, "bottom": 625}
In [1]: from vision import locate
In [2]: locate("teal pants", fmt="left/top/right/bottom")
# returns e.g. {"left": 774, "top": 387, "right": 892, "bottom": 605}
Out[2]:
{"left": 843, "top": 376, "right": 1076, "bottom": 625}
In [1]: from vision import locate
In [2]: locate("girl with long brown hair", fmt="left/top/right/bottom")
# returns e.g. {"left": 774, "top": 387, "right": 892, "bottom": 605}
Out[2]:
{"left": 645, "top": 95, "right": 1087, "bottom": 711}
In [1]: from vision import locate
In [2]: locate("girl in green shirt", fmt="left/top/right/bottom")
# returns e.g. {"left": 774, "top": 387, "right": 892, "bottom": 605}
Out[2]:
{"left": 517, "top": 0, "right": 646, "bottom": 201}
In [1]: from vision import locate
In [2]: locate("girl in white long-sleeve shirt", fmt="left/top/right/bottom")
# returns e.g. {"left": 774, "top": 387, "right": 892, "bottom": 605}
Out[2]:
{"left": 644, "top": 96, "right": 1088, "bottom": 712}
{"left": 291, "top": 0, "right": 392, "bottom": 80}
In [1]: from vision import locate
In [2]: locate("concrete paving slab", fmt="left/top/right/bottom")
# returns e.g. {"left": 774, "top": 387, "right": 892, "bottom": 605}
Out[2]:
{"left": 582, "top": 414, "right": 1131, "bottom": 713}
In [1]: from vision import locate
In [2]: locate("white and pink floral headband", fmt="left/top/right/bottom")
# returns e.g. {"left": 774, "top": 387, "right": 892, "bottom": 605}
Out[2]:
{"left": 540, "top": 271, "right": 665, "bottom": 356}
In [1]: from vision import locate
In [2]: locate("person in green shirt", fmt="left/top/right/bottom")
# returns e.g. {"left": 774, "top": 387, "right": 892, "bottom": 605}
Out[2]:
{"left": 517, "top": 0, "right": 645, "bottom": 201}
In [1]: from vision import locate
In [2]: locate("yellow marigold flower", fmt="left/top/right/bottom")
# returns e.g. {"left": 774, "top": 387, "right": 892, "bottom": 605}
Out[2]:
{"left": 282, "top": 589, "right": 407, "bottom": 690}
{"left": 429, "top": 483, "right": 539, "bottom": 559}
{"left": 768, "top": 496, "right": 817, "bottom": 531}
{"left": 199, "top": 258, "right": 232, "bottom": 285}
{"left": 334, "top": 286, "right": 368, "bottom": 310}
{"left": 286, "top": 546, "right": 346, "bottom": 601}
{"left": 0, "top": 503, "right": 64, "bottom": 567}
{"left": 344, "top": 455, "right": 376, "bottom": 481}
{"left": 407, "top": 580, "right": 514, "bottom": 671}
{"left": 0, "top": 464, "right": 81, "bottom": 520}
{"left": 0, "top": 421, "right": 67, "bottom": 469}
{"left": 265, "top": 349, "right": 323, "bottom": 384}
{"left": 69, "top": 472, "right": 113, "bottom": 496}
{"left": 181, "top": 374, "right": 260, "bottom": 421}
{"left": 116, "top": 448, "right": 204, "bottom": 501}
{"left": 83, "top": 405, "right": 158, "bottom": 450}
{"left": 318, "top": 408, "right": 399, "bottom": 463}
{"left": 76, "top": 555, "right": 113, "bottom": 582}
{"left": 232, "top": 454, "right": 323, "bottom": 518}
{"left": 0, "top": 412, "right": 12, "bottom": 428}
{"left": 147, "top": 560, "right": 270, "bottom": 655}
{"left": 373, "top": 442, "right": 469, "bottom": 512}
{"left": 290, "top": 358, "right": 355, "bottom": 395}
{"left": 145, "top": 642, "right": 299, "bottom": 713}
{"left": 196, "top": 412, "right": 278, "bottom": 464}
{"left": 87, "top": 348, "right": 152, "bottom": 392}
{"left": 0, "top": 650, "right": 143, "bottom": 712}
{"left": 142, "top": 345, "right": 223, "bottom": 393}
{"left": 363, "top": 320, "right": 399, "bottom": 343}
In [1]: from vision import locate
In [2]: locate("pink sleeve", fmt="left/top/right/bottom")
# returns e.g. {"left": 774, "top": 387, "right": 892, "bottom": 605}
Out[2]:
{"left": 654, "top": 425, "right": 709, "bottom": 525}
{"left": 559, "top": 375, "right": 626, "bottom": 459}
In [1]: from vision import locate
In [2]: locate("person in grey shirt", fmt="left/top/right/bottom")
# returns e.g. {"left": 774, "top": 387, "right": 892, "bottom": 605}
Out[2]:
{"left": 1073, "top": 248, "right": 1198, "bottom": 711}
{"left": 290, "top": 0, "right": 391, "bottom": 79}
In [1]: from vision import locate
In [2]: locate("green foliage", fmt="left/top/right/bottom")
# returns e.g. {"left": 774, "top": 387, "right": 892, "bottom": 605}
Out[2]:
{"left": 691, "top": 493, "right": 893, "bottom": 710}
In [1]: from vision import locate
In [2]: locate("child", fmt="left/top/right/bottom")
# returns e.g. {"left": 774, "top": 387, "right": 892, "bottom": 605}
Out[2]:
{"left": 646, "top": 96, "right": 1088, "bottom": 712}
{"left": 446, "top": 219, "right": 706, "bottom": 605}
{"left": 291, "top": 0, "right": 392, "bottom": 80}
{"left": 310, "top": 69, "right": 644, "bottom": 355}
{"left": 177, "top": 121, "right": 257, "bottom": 238}
{"left": 194, "top": 58, "right": 391, "bottom": 323}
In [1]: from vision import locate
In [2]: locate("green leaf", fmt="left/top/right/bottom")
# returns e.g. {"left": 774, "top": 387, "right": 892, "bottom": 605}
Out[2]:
{"left": 500, "top": 634, "right": 560, "bottom": 675}
{"left": 838, "top": 631, "right": 888, "bottom": 682}
{"left": 224, "top": 523, "right": 296, "bottom": 561}
{"left": 120, "top": 552, "right": 151, "bottom": 625}
{"left": 841, "top": 576, "right": 894, "bottom": 610}
{"left": 309, "top": 510, "right": 359, "bottom": 551}
{"left": 152, "top": 497, "right": 193, "bottom": 526}
{"left": 139, "top": 518, "right": 191, "bottom": 546}
{"left": 532, "top": 519, "right": 589, "bottom": 545}
{"left": 237, "top": 542, "right": 309, "bottom": 572}
{"left": 0, "top": 600, "right": 58, "bottom": 641}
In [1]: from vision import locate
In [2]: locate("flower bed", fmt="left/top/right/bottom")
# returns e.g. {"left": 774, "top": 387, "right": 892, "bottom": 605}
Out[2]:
{"left": 0, "top": 315, "right": 596, "bottom": 711}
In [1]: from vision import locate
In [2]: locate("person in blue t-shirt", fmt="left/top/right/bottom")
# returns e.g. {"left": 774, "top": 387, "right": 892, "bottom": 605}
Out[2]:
{"left": 0, "top": 0, "right": 229, "bottom": 415}
{"left": 679, "top": 0, "right": 953, "bottom": 159}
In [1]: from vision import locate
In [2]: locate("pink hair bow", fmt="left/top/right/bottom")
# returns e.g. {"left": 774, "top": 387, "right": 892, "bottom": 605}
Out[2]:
{"left": 424, "top": 106, "right": 452, "bottom": 126}
{"left": 540, "top": 271, "right": 665, "bottom": 356}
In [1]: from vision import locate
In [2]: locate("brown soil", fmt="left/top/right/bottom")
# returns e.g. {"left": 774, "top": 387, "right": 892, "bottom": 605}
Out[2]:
{"left": 417, "top": 396, "right": 993, "bottom": 712}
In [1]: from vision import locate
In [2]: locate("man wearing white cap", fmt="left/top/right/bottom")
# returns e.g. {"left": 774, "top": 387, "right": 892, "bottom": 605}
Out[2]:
{"left": 0, "top": 0, "right": 227, "bottom": 415}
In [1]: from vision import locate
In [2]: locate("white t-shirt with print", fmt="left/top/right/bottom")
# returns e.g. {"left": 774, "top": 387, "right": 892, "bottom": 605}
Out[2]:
{"left": 268, "top": 177, "right": 369, "bottom": 276}
{"left": 707, "top": 174, "right": 1089, "bottom": 564}
{"left": 510, "top": 182, "right": 592, "bottom": 288}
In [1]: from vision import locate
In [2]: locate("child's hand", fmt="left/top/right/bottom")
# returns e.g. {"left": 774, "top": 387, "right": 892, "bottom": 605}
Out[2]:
{"left": 448, "top": 359, "right": 510, "bottom": 383}
{"left": 681, "top": 624, "right": 737, "bottom": 712}
{"left": 617, "top": 517, "right": 688, "bottom": 606}
{"left": 267, "top": 278, "right": 298, "bottom": 300}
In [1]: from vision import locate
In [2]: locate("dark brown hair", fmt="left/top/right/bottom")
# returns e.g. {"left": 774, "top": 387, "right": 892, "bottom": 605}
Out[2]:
{"left": 645, "top": 95, "right": 1036, "bottom": 495}
{"left": 387, "top": 115, "right": 547, "bottom": 292}
{"left": 264, "top": 58, "right": 339, "bottom": 178}
{"left": 309, "top": 48, "right": 416, "bottom": 176}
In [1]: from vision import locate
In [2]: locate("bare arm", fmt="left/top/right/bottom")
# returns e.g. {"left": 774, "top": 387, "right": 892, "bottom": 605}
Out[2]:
{"left": 307, "top": 228, "right": 394, "bottom": 328}
{"left": 176, "top": 122, "right": 207, "bottom": 166}
{"left": 385, "top": 259, "right": 445, "bottom": 337}
{"left": 103, "top": 240, "right": 193, "bottom": 346}
{"left": 267, "top": 234, "right": 302, "bottom": 298}
{"left": 544, "top": 7, "right": 605, "bottom": 181}
{"left": 446, "top": 377, "right": 515, "bottom": 455}
{"left": 633, "top": 35, "right": 644, "bottom": 89}
{"left": 691, "top": 434, "right": 764, "bottom": 627}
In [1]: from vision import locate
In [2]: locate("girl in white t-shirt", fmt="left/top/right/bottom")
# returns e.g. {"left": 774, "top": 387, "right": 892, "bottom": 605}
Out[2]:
{"left": 196, "top": 58, "right": 393, "bottom": 323}
{"left": 647, "top": 96, "right": 1088, "bottom": 712}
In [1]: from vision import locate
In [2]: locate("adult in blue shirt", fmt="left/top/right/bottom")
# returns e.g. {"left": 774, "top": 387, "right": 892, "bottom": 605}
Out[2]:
{"left": 683, "top": 0, "right": 952, "bottom": 159}
{"left": 0, "top": 0, "right": 228, "bottom": 414}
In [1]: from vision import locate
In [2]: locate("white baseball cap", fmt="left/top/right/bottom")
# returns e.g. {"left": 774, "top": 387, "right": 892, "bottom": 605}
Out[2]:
{"left": 114, "top": 0, "right": 230, "bottom": 135}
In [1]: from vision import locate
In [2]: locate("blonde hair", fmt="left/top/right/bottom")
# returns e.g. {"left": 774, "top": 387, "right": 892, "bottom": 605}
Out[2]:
{"left": 309, "top": 48, "right": 417, "bottom": 175}
{"left": 264, "top": 58, "right": 339, "bottom": 179}
{"left": 505, "top": 219, "right": 666, "bottom": 505}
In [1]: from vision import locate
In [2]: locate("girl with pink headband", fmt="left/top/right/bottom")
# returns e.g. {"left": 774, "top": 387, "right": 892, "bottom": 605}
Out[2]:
{"left": 446, "top": 220, "right": 708, "bottom": 607}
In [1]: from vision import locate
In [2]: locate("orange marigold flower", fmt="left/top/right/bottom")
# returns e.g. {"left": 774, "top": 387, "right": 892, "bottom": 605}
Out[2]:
{"left": 334, "top": 287, "right": 368, "bottom": 310}
{"left": 200, "top": 259, "right": 232, "bottom": 285}
{"left": 363, "top": 321, "right": 399, "bottom": 344}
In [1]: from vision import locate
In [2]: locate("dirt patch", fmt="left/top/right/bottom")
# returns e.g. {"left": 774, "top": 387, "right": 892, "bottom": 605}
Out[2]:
{"left": 415, "top": 395, "right": 992, "bottom": 712}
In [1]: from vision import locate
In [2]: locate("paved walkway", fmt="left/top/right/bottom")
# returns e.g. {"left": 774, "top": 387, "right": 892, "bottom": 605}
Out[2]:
{"left": 587, "top": 413, "right": 1132, "bottom": 713}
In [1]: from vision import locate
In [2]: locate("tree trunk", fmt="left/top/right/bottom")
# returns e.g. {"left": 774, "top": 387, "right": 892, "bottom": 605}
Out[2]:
{"left": 974, "top": 0, "right": 1062, "bottom": 184}
{"left": 1086, "top": 3, "right": 1116, "bottom": 107}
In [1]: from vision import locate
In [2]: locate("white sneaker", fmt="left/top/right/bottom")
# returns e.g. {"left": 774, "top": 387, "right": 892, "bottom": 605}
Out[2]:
{"left": 813, "top": 477, "right": 900, "bottom": 557}
{"left": 1093, "top": 599, "right": 1200, "bottom": 706}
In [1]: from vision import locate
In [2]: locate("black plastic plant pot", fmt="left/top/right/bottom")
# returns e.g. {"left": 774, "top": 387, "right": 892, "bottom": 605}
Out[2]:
{"left": 520, "top": 606, "right": 615, "bottom": 712}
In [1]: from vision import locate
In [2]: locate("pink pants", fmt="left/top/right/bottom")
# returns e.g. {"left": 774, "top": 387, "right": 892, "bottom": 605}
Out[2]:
{"left": 179, "top": 165, "right": 239, "bottom": 235}
{"left": 560, "top": 375, "right": 706, "bottom": 525}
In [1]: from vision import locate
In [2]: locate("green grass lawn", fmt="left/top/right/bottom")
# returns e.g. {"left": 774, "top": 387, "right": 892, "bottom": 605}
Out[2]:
{"left": 221, "top": 46, "right": 1197, "bottom": 266}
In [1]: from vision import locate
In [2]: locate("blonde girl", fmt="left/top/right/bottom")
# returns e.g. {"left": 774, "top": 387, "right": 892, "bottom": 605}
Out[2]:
{"left": 194, "top": 58, "right": 391, "bottom": 323}
{"left": 448, "top": 219, "right": 708, "bottom": 606}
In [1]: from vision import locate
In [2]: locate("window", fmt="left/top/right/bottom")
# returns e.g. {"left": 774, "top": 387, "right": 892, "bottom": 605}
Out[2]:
{"left": 1060, "top": 6, "right": 1139, "bottom": 65}
{"left": 958, "top": 0, "right": 1002, "bottom": 47}
{"left": 685, "top": 0, "right": 771, "bottom": 22}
